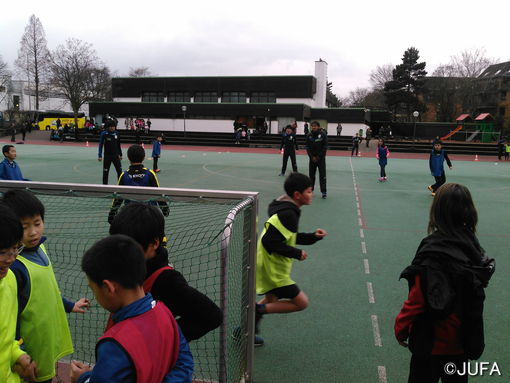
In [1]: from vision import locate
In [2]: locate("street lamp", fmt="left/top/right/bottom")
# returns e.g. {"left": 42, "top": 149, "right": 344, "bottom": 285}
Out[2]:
{"left": 412, "top": 110, "right": 419, "bottom": 141}
{"left": 181, "top": 105, "right": 187, "bottom": 136}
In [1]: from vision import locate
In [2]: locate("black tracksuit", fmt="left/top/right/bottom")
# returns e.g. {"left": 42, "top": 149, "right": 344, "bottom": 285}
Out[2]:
{"left": 306, "top": 129, "right": 328, "bottom": 194}
{"left": 280, "top": 133, "right": 298, "bottom": 174}
{"left": 147, "top": 246, "right": 223, "bottom": 341}
{"left": 98, "top": 130, "right": 123, "bottom": 184}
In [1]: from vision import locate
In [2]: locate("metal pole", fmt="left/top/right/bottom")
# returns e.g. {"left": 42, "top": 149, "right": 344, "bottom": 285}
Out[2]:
{"left": 183, "top": 112, "right": 186, "bottom": 136}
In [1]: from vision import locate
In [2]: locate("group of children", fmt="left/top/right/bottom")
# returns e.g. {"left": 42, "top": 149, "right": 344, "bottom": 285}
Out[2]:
{"left": 0, "top": 187, "right": 222, "bottom": 382}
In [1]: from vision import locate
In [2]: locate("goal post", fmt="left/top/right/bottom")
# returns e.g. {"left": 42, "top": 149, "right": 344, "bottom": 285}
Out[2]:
{"left": 0, "top": 180, "right": 258, "bottom": 383}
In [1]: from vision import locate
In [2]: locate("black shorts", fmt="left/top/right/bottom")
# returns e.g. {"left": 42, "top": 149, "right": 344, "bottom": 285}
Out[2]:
{"left": 265, "top": 284, "right": 300, "bottom": 299}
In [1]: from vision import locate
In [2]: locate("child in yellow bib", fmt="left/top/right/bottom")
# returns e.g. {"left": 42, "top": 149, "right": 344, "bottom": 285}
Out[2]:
{"left": 2, "top": 190, "right": 90, "bottom": 383}
{"left": 0, "top": 204, "right": 37, "bottom": 383}
{"left": 255, "top": 173, "right": 327, "bottom": 345}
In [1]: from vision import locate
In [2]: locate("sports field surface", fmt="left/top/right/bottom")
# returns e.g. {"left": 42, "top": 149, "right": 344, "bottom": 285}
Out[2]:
{"left": 3, "top": 138, "right": 509, "bottom": 383}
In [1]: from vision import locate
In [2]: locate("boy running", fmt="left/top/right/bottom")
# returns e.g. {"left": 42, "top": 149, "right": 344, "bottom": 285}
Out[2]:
{"left": 428, "top": 142, "right": 452, "bottom": 196}
{"left": 255, "top": 173, "right": 327, "bottom": 344}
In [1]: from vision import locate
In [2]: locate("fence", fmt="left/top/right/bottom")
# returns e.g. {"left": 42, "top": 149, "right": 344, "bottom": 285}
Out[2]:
{"left": 0, "top": 180, "right": 258, "bottom": 383}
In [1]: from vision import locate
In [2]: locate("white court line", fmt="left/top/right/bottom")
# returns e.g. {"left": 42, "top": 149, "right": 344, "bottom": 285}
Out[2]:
{"left": 361, "top": 241, "right": 367, "bottom": 254}
{"left": 358, "top": 218, "right": 363, "bottom": 227}
{"left": 371, "top": 315, "right": 382, "bottom": 346}
{"left": 378, "top": 366, "right": 388, "bottom": 383}
{"left": 367, "top": 282, "right": 375, "bottom": 303}
{"left": 356, "top": 202, "right": 360, "bottom": 209}
{"left": 360, "top": 228, "right": 364, "bottom": 238}
{"left": 364, "top": 259, "right": 370, "bottom": 274}
{"left": 357, "top": 208, "right": 361, "bottom": 217}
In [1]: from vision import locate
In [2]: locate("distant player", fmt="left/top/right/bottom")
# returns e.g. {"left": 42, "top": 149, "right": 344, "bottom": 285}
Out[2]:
{"left": 376, "top": 139, "right": 390, "bottom": 181}
{"left": 98, "top": 119, "right": 122, "bottom": 185}
{"left": 428, "top": 142, "right": 452, "bottom": 196}
{"left": 108, "top": 144, "right": 169, "bottom": 224}
{"left": 279, "top": 125, "right": 298, "bottom": 176}
{"left": 255, "top": 173, "right": 327, "bottom": 345}
{"left": 306, "top": 121, "right": 328, "bottom": 198}
{"left": 151, "top": 134, "right": 163, "bottom": 173}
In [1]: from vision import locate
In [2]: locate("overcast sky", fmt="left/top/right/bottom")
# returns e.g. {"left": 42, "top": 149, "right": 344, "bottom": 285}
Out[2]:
{"left": 1, "top": 0, "right": 508, "bottom": 97}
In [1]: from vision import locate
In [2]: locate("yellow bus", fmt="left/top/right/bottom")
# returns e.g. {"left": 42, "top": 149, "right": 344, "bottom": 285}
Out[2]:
{"left": 34, "top": 111, "right": 86, "bottom": 130}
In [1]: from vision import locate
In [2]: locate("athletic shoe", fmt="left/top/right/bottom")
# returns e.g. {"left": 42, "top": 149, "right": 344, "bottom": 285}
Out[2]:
{"left": 278, "top": 173, "right": 284, "bottom": 176}
{"left": 322, "top": 193, "right": 327, "bottom": 199}
{"left": 431, "top": 192, "right": 436, "bottom": 196}
{"left": 383, "top": 177, "right": 387, "bottom": 181}
{"left": 378, "top": 177, "right": 384, "bottom": 182}
{"left": 254, "top": 335, "right": 265, "bottom": 347}
{"left": 427, "top": 185, "right": 433, "bottom": 192}
{"left": 154, "top": 169, "right": 161, "bottom": 173}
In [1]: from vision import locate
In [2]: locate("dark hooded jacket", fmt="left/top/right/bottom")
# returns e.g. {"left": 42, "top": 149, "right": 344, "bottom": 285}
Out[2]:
{"left": 398, "top": 231, "right": 495, "bottom": 359}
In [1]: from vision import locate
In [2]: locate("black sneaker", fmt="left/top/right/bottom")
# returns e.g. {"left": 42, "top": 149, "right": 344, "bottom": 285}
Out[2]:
{"left": 322, "top": 193, "right": 327, "bottom": 199}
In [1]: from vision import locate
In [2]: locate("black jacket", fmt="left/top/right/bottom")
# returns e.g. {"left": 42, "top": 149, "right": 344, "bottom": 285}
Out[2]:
{"left": 280, "top": 133, "right": 298, "bottom": 152}
{"left": 147, "top": 246, "right": 223, "bottom": 341}
{"left": 261, "top": 196, "right": 321, "bottom": 260}
{"left": 400, "top": 231, "right": 495, "bottom": 359}
{"left": 306, "top": 129, "right": 328, "bottom": 158}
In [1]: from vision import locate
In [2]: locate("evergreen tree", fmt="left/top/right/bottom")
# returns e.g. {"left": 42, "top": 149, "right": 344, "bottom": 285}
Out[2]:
{"left": 384, "top": 47, "right": 427, "bottom": 120}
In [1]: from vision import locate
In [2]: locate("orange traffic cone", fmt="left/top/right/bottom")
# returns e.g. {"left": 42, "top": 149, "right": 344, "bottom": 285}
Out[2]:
{"left": 474, "top": 154, "right": 479, "bottom": 161}
{"left": 85, "top": 140, "right": 89, "bottom": 147}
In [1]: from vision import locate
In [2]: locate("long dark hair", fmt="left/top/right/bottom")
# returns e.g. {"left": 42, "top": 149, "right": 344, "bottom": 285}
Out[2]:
{"left": 428, "top": 183, "right": 478, "bottom": 237}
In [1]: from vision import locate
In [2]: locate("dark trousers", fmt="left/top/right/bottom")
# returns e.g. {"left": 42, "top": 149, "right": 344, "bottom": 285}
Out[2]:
{"left": 380, "top": 164, "right": 386, "bottom": 177}
{"left": 408, "top": 354, "right": 468, "bottom": 383}
{"left": 309, "top": 156, "right": 326, "bottom": 193}
{"left": 103, "top": 156, "right": 122, "bottom": 185}
{"left": 153, "top": 156, "right": 159, "bottom": 170}
{"left": 432, "top": 172, "right": 446, "bottom": 192}
{"left": 281, "top": 150, "right": 297, "bottom": 174}
{"left": 366, "top": 138, "right": 370, "bottom": 147}
{"left": 351, "top": 144, "right": 359, "bottom": 156}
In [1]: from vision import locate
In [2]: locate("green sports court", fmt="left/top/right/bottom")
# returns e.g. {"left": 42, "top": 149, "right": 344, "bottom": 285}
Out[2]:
{"left": 3, "top": 140, "right": 509, "bottom": 383}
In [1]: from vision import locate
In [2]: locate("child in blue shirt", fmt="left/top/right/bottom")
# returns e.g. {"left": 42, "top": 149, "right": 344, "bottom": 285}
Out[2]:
{"left": 428, "top": 142, "right": 452, "bottom": 196}
{"left": 151, "top": 135, "right": 163, "bottom": 173}
{"left": 0, "top": 145, "right": 30, "bottom": 181}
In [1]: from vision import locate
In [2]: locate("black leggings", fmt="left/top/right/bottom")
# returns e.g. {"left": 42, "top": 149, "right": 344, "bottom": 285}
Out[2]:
{"left": 153, "top": 156, "right": 159, "bottom": 170}
{"left": 281, "top": 151, "right": 297, "bottom": 173}
{"left": 432, "top": 172, "right": 446, "bottom": 192}
{"left": 380, "top": 164, "right": 386, "bottom": 177}
{"left": 408, "top": 354, "right": 468, "bottom": 383}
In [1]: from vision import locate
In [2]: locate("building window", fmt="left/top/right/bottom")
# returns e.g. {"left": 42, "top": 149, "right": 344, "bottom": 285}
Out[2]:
{"left": 250, "top": 92, "right": 276, "bottom": 103}
{"left": 500, "top": 91, "right": 507, "bottom": 101}
{"left": 222, "top": 92, "right": 246, "bottom": 103}
{"left": 499, "top": 107, "right": 506, "bottom": 116}
{"left": 194, "top": 92, "right": 218, "bottom": 103}
{"left": 141, "top": 92, "right": 165, "bottom": 102}
{"left": 168, "top": 92, "right": 191, "bottom": 102}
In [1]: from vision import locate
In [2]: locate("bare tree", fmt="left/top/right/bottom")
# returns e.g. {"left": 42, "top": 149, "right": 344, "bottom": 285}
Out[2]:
{"left": 450, "top": 48, "right": 497, "bottom": 78}
{"left": 50, "top": 38, "right": 111, "bottom": 127}
{"left": 0, "top": 55, "right": 12, "bottom": 105}
{"left": 369, "top": 64, "right": 394, "bottom": 90}
{"left": 346, "top": 87, "right": 371, "bottom": 107}
{"left": 15, "top": 14, "right": 51, "bottom": 110}
{"left": 128, "top": 66, "right": 153, "bottom": 77}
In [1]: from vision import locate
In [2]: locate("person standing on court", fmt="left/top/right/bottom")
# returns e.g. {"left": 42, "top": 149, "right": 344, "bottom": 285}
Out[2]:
{"left": 306, "top": 121, "right": 328, "bottom": 198}
{"left": 279, "top": 125, "right": 298, "bottom": 176}
{"left": 336, "top": 123, "right": 342, "bottom": 136}
{"left": 351, "top": 133, "right": 361, "bottom": 156}
{"left": 365, "top": 127, "right": 372, "bottom": 147}
{"left": 98, "top": 119, "right": 123, "bottom": 185}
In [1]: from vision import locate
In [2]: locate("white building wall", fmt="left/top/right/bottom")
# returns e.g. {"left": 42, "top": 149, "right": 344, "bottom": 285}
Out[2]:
{"left": 276, "top": 98, "right": 313, "bottom": 106}
{"left": 117, "top": 117, "right": 236, "bottom": 133}
{"left": 326, "top": 122, "right": 368, "bottom": 137}
{"left": 113, "top": 97, "right": 141, "bottom": 102}
{"left": 313, "top": 60, "right": 328, "bottom": 108}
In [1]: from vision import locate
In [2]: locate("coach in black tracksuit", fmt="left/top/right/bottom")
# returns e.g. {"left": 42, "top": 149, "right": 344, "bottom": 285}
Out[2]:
{"left": 279, "top": 125, "right": 299, "bottom": 176}
{"left": 306, "top": 121, "right": 328, "bottom": 198}
{"left": 98, "top": 120, "right": 123, "bottom": 184}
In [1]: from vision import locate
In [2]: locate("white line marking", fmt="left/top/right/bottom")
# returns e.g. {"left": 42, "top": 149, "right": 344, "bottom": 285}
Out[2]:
{"left": 358, "top": 218, "right": 363, "bottom": 227}
{"left": 357, "top": 208, "right": 361, "bottom": 217}
{"left": 364, "top": 259, "right": 370, "bottom": 274}
{"left": 361, "top": 241, "right": 367, "bottom": 254}
{"left": 356, "top": 202, "right": 360, "bottom": 209}
{"left": 371, "top": 315, "right": 382, "bottom": 346}
{"left": 359, "top": 228, "right": 364, "bottom": 238}
{"left": 378, "top": 366, "right": 388, "bottom": 383}
{"left": 367, "top": 282, "right": 375, "bottom": 303}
